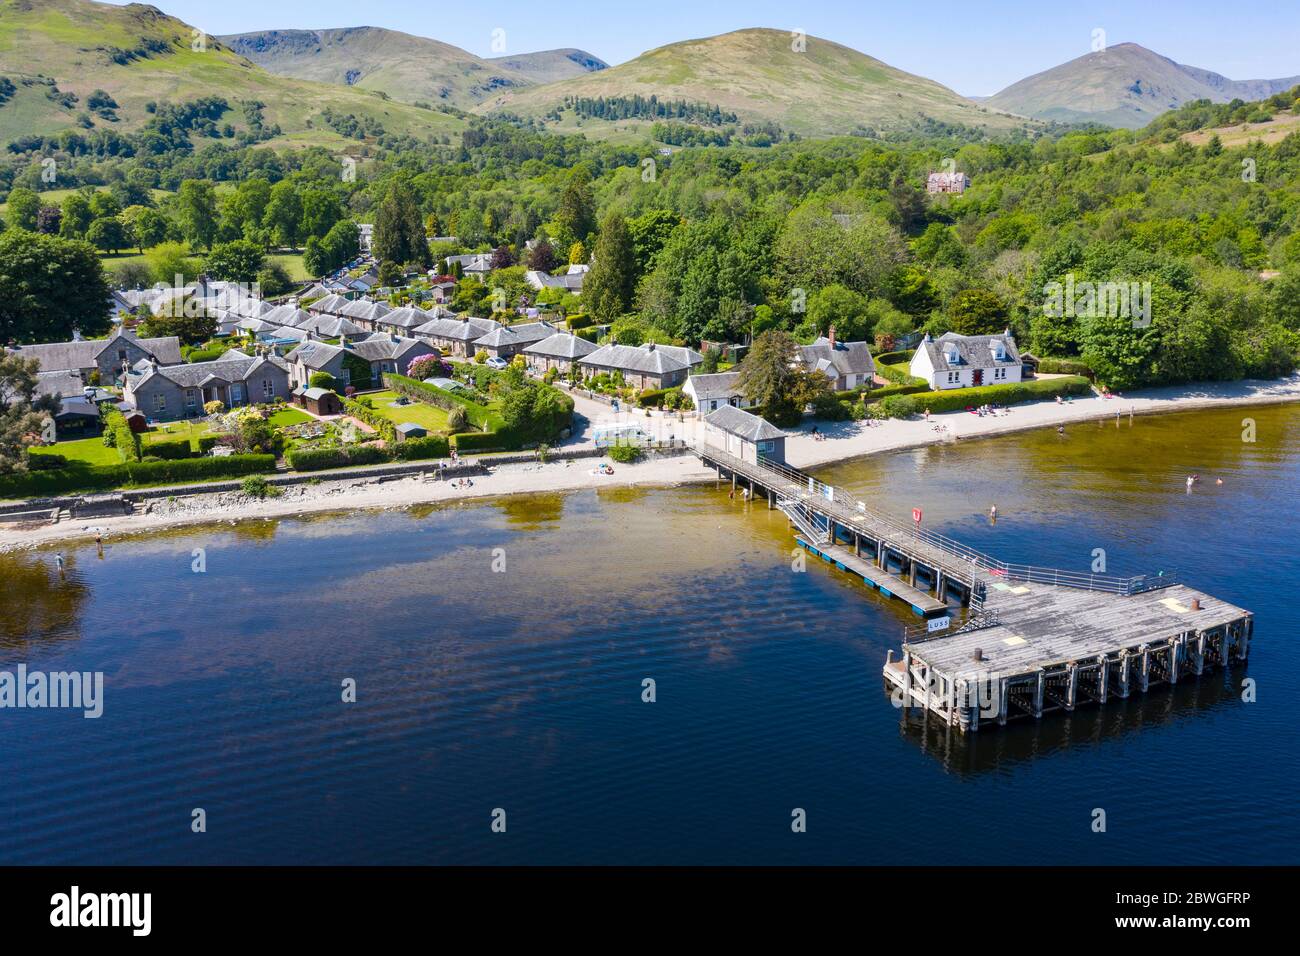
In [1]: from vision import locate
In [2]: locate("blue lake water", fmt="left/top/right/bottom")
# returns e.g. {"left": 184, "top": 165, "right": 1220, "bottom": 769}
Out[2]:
{"left": 2, "top": 404, "right": 1297, "bottom": 864}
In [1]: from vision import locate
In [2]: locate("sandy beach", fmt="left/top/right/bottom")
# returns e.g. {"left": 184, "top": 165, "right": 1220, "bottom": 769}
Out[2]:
{"left": 4, "top": 373, "right": 1298, "bottom": 553}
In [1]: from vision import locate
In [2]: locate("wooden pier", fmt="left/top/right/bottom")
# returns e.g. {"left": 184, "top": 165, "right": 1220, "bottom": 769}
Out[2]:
{"left": 696, "top": 444, "right": 1254, "bottom": 733}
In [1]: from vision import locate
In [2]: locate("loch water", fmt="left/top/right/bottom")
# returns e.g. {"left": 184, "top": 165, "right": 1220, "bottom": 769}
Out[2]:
{"left": 2, "top": 404, "right": 1297, "bottom": 864}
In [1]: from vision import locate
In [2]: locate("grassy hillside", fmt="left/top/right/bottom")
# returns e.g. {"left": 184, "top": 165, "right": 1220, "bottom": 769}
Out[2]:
{"left": 221, "top": 26, "right": 606, "bottom": 111}
{"left": 487, "top": 28, "right": 1030, "bottom": 138}
{"left": 987, "top": 43, "right": 1300, "bottom": 129}
{"left": 0, "top": 0, "right": 465, "bottom": 148}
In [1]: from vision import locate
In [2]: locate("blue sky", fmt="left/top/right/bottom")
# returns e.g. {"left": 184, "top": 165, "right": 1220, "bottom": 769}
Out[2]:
{"left": 105, "top": 0, "right": 1299, "bottom": 96}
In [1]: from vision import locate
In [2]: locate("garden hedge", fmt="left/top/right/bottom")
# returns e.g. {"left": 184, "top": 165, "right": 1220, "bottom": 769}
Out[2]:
{"left": 145, "top": 437, "right": 194, "bottom": 460}
{"left": 342, "top": 398, "right": 398, "bottom": 442}
{"left": 286, "top": 445, "right": 390, "bottom": 472}
{"left": 393, "top": 436, "right": 451, "bottom": 461}
{"left": 382, "top": 373, "right": 502, "bottom": 431}
{"left": 1036, "top": 357, "right": 1096, "bottom": 378}
{"left": 875, "top": 360, "right": 928, "bottom": 387}
{"left": 909, "top": 376, "right": 1091, "bottom": 414}
{"left": 0, "top": 455, "right": 277, "bottom": 500}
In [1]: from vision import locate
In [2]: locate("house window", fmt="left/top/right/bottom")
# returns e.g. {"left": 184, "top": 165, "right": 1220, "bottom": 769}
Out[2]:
{"left": 338, "top": 369, "right": 350, "bottom": 385}
{"left": 947, "top": 371, "right": 960, "bottom": 384}
{"left": 153, "top": 394, "right": 166, "bottom": 412}
{"left": 262, "top": 378, "right": 275, "bottom": 398}
{"left": 231, "top": 384, "right": 244, "bottom": 404}
{"left": 185, "top": 389, "right": 197, "bottom": 408}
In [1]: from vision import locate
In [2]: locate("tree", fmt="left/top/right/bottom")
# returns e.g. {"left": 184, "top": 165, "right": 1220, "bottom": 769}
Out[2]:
{"left": 807, "top": 285, "right": 873, "bottom": 341}
{"left": 145, "top": 242, "right": 199, "bottom": 287}
{"left": 257, "top": 263, "right": 294, "bottom": 297}
{"left": 59, "top": 192, "right": 94, "bottom": 240}
{"left": 372, "top": 179, "right": 430, "bottom": 268}
{"left": 568, "top": 240, "right": 586, "bottom": 266}
{"left": 35, "top": 206, "right": 62, "bottom": 235}
{"left": 205, "top": 240, "right": 266, "bottom": 283}
{"left": 0, "top": 231, "right": 112, "bottom": 345}
{"left": 5, "top": 188, "right": 40, "bottom": 231}
{"left": 491, "top": 245, "right": 516, "bottom": 270}
{"left": 131, "top": 208, "right": 170, "bottom": 252}
{"left": 176, "top": 180, "right": 218, "bottom": 250}
{"left": 0, "top": 353, "right": 59, "bottom": 473}
{"left": 300, "top": 188, "right": 343, "bottom": 241}
{"left": 627, "top": 209, "right": 680, "bottom": 277}
{"left": 525, "top": 239, "right": 557, "bottom": 273}
{"left": 554, "top": 169, "right": 596, "bottom": 247}
{"left": 733, "top": 330, "right": 800, "bottom": 424}
{"left": 947, "top": 288, "right": 1009, "bottom": 336}
{"left": 86, "top": 216, "right": 128, "bottom": 254}
{"left": 264, "top": 180, "right": 304, "bottom": 248}
{"left": 584, "top": 212, "right": 635, "bottom": 323}
{"left": 139, "top": 307, "right": 215, "bottom": 347}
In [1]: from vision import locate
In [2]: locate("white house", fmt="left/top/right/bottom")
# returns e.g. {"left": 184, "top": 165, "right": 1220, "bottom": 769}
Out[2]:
{"left": 682, "top": 371, "right": 755, "bottom": 416}
{"left": 909, "top": 331, "right": 1023, "bottom": 390}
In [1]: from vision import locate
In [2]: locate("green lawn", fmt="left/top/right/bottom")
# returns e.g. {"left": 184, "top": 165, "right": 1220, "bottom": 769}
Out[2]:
{"left": 267, "top": 407, "right": 313, "bottom": 428}
{"left": 31, "top": 421, "right": 219, "bottom": 466}
{"left": 364, "top": 391, "right": 452, "bottom": 433}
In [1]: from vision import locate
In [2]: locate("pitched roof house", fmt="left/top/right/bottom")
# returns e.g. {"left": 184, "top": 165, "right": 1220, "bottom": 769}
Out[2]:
{"left": 523, "top": 331, "right": 598, "bottom": 372}
{"left": 123, "top": 353, "right": 291, "bottom": 421}
{"left": 909, "top": 330, "right": 1022, "bottom": 390}
{"left": 927, "top": 171, "right": 971, "bottom": 194}
{"left": 796, "top": 331, "right": 875, "bottom": 390}
{"left": 414, "top": 315, "right": 502, "bottom": 356}
{"left": 682, "top": 371, "right": 755, "bottom": 416}
{"left": 9, "top": 331, "right": 183, "bottom": 385}
{"left": 578, "top": 342, "right": 695, "bottom": 390}
{"left": 283, "top": 334, "right": 437, "bottom": 389}
{"left": 473, "top": 320, "right": 559, "bottom": 359}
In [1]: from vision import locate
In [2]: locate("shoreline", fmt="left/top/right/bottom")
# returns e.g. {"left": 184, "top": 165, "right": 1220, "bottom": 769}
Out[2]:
{"left": 4, "top": 373, "right": 1298, "bottom": 554}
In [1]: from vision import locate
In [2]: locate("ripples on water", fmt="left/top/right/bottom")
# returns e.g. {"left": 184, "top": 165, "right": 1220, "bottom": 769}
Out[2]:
{"left": 1, "top": 405, "right": 1297, "bottom": 864}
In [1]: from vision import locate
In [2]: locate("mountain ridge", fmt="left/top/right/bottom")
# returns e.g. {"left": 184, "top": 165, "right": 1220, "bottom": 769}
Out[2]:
{"left": 986, "top": 42, "right": 1300, "bottom": 128}
{"left": 219, "top": 26, "right": 608, "bottom": 110}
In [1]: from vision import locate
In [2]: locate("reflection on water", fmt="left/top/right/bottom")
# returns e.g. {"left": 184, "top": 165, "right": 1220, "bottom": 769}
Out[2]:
{"left": 0, "top": 404, "right": 1297, "bottom": 865}
{"left": 0, "top": 553, "right": 90, "bottom": 651}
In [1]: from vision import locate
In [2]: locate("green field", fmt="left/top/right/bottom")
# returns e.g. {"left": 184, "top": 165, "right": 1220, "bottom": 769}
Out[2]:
{"left": 364, "top": 391, "right": 452, "bottom": 433}
{"left": 100, "top": 251, "right": 310, "bottom": 282}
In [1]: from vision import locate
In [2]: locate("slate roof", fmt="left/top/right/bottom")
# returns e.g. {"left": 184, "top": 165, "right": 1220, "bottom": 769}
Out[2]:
{"left": 921, "top": 331, "right": 1020, "bottom": 372}
{"left": 347, "top": 334, "right": 428, "bottom": 362}
{"left": 285, "top": 340, "right": 345, "bottom": 370}
{"left": 378, "top": 306, "right": 433, "bottom": 330}
{"left": 129, "top": 354, "right": 289, "bottom": 390}
{"left": 415, "top": 316, "right": 501, "bottom": 341}
{"left": 9, "top": 333, "right": 183, "bottom": 374}
{"left": 524, "top": 332, "right": 598, "bottom": 360}
{"left": 579, "top": 342, "right": 689, "bottom": 375}
{"left": 703, "top": 405, "right": 786, "bottom": 442}
{"left": 340, "top": 299, "right": 391, "bottom": 322}
{"left": 473, "top": 321, "right": 557, "bottom": 349}
{"left": 306, "top": 293, "right": 352, "bottom": 315}
{"left": 685, "top": 371, "right": 742, "bottom": 402}
{"left": 797, "top": 337, "right": 875, "bottom": 379}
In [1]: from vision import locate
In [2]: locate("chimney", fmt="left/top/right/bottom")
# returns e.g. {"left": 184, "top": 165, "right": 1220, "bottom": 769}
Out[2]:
{"left": 828, "top": 325, "right": 837, "bottom": 349}
{"left": 972, "top": 648, "right": 984, "bottom": 662}
{"left": 645, "top": 342, "right": 656, "bottom": 352}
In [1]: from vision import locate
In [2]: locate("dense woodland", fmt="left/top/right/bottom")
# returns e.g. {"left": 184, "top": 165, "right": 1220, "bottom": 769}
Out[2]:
{"left": 3, "top": 91, "right": 1300, "bottom": 391}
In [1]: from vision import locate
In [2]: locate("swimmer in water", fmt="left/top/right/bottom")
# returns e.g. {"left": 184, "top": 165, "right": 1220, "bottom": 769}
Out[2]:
{"left": 1215, "top": 478, "right": 1223, "bottom": 486}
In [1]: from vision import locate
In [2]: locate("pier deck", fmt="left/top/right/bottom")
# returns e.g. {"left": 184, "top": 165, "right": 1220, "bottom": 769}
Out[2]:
{"left": 695, "top": 443, "right": 1255, "bottom": 732}
{"left": 797, "top": 537, "right": 948, "bottom": 615}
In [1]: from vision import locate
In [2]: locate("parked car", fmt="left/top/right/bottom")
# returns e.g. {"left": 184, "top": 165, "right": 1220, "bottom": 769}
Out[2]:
{"left": 485, "top": 357, "right": 509, "bottom": 370}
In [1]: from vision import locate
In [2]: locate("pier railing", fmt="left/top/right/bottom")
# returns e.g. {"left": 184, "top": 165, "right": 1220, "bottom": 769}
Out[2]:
{"left": 697, "top": 443, "right": 1175, "bottom": 597}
